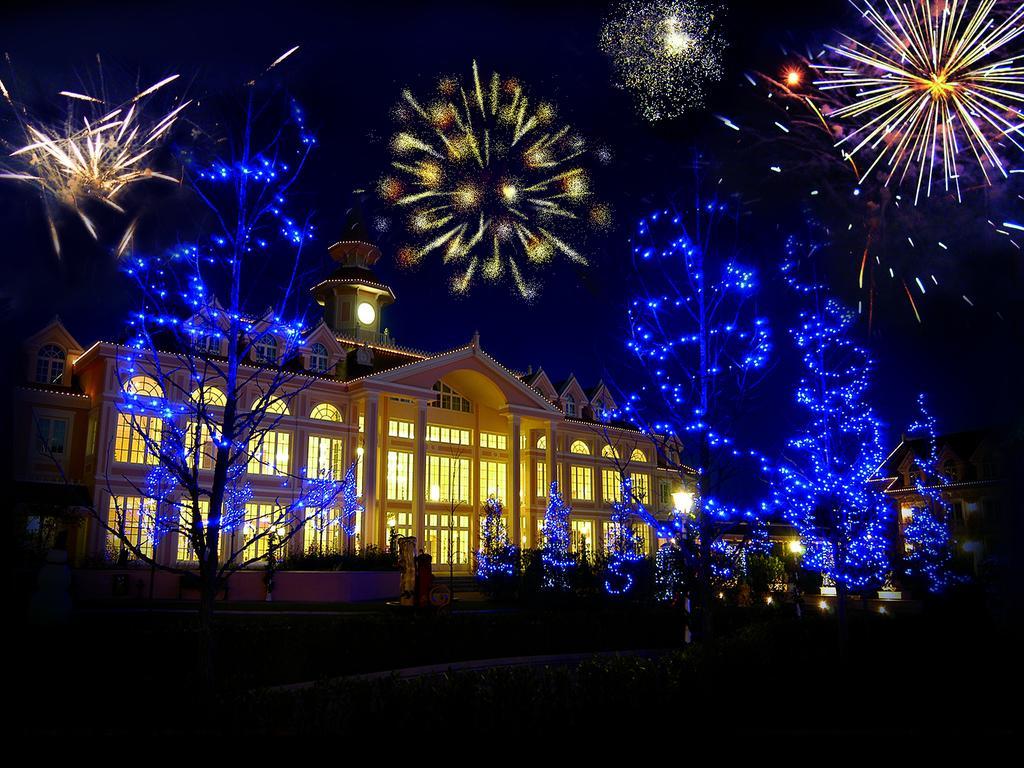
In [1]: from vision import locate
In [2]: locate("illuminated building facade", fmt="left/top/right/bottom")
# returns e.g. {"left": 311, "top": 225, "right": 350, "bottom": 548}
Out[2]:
{"left": 13, "top": 221, "right": 691, "bottom": 571}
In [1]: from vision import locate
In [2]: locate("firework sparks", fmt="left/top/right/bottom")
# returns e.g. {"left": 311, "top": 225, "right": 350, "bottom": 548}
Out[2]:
{"left": 381, "top": 61, "right": 604, "bottom": 299}
{"left": 1, "top": 74, "right": 188, "bottom": 256}
{"left": 817, "top": 0, "right": 1024, "bottom": 204}
{"left": 600, "top": 0, "right": 726, "bottom": 122}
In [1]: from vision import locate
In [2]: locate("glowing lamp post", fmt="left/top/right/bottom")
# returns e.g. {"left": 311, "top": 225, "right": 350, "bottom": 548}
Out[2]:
{"left": 672, "top": 489, "right": 695, "bottom": 644}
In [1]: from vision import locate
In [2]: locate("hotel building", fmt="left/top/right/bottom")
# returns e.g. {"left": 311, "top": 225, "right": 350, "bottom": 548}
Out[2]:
{"left": 13, "top": 220, "right": 692, "bottom": 572}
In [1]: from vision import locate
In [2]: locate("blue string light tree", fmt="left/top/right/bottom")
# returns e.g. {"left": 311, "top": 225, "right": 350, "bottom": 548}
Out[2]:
{"left": 900, "top": 394, "right": 965, "bottom": 595}
{"left": 609, "top": 186, "right": 773, "bottom": 640}
{"left": 775, "top": 263, "right": 892, "bottom": 659}
{"left": 99, "top": 84, "right": 349, "bottom": 683}
{"left": 477, "top": 497, "right": 517, "bottom": 595}
{"left": 604, "top": 475, "right": 647, "bottom": 596}
{"left": 540, "top": 481, "right": 574, "bottom": 592}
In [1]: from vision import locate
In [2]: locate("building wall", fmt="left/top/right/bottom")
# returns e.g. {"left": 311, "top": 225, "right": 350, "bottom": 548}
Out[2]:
{"left": 19, "top": 337, "right": 692, "bottom": 571}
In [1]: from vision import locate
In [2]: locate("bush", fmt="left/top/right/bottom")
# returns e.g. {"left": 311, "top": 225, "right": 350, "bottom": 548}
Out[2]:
{"left": 282, "top": 545, "right": 398, "bottom": 572}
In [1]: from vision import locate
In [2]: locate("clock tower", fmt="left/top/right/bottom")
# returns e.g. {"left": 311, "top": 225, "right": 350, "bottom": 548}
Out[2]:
{"left": 311, "top": 209, "right": 395, "bottom": 343}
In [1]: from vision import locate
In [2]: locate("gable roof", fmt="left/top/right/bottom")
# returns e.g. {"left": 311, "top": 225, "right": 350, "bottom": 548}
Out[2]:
{"left": 23, "top": 316, "right": 84, "bottom": 354}
{"left": 350, "top": 337, "right": 565, "bottom": 415}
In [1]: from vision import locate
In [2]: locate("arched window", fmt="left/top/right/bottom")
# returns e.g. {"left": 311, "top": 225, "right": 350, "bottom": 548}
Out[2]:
{"left": 570, "top": 439, "right": 590, "bottom": 455}
{"left": 564, "top": 394, "right": 576, "bottom": 417}
{"left": 602, "top": 445, "right": 619, "bottom": 459}
{"left": 431, "top": 381, "right": 472, "bottom": 413}
{"left": 630, "top": 448, "right": 647, "bottom": 463}
{"left": 190, "top": 386, "right": 227, "bottom": 407}
{"left": 115, "top": 376, "right": 164, "bottom": 465}
{"left": 536, "top": 435, "right": 547, "bottom": 450}
{"left": 310, "top": 343, "right": 330, "bottom": 374}
{"left": 265, "top": 397, "right": 290, "bottom": 415}
{"left": 36, "top": 344, "right": 66, "bottom": 385}
{"left": 255, "top": 334, "right": 278, "bottom": 364}
{"left": 124, "top": 375, "right": 163, "bottom": 399}
{"left": 310, "top": 403, "right": 342, "bottom": 422}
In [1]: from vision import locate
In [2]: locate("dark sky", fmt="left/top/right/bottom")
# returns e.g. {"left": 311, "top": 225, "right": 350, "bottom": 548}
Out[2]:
{"left": 2, "top": 0, "right": 1020, "bottom": 466}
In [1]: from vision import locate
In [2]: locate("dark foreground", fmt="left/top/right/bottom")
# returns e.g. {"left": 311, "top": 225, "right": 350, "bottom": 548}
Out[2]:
{"left": 11, "top": 597, "right": 1016, "bottom": 740}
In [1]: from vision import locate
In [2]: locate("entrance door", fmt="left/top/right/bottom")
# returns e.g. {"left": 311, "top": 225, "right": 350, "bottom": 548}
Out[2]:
{"left": 425, "top": 512, "right": 471, "bottom": 568}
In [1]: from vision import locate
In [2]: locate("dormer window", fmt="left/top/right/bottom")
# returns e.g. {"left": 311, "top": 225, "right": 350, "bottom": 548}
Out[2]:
{"left": 36, "top": 344, "right": 66, "bottom": 385}
{"left": 310, "top": 343, "right": 329, "bottom": 374}
{"left": 255, "top": 335, "right": 278, "bottom": 365}
{"left": 564, "top": 394, "right": 576, "bottom": 417}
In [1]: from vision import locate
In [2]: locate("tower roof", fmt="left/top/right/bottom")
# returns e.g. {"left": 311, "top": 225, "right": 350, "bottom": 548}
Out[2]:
{"left": 312, "top": 208, "right": 395, "bottom": 304}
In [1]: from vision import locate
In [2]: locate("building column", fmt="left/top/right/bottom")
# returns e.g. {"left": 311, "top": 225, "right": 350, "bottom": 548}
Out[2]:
{"left": 547, "top": 423, "right": 559, "bottom": 499}
{"left": 509, "top": 413, "right": 521, "bottom": 549}
{"left": 413, "top": 399, "right": 427, "bottom": 553}
{"left": 362, "top": 394, "right": 380, "bottom": 548}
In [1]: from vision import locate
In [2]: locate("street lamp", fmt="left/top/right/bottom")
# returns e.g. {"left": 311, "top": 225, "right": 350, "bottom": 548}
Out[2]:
{"left": 672, "top": 490, "right": 694, "bottom": 516}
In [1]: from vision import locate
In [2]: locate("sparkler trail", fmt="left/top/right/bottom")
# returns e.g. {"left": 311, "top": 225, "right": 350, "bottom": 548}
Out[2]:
{"left": 0, "top": 71, "right": 189, "bottom": 257}
{"left": 381, "top": 61, "right": 606, "bottom": 300}
{"left": 816, "top": 0, "right": 1024, "bottom": 204}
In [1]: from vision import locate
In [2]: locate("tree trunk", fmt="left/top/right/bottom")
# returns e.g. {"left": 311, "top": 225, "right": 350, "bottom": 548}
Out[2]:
{"left": 198, "top": 563, "right": 217, "bottom": 694}
{"left": 836, "top": 580, "right": 849, "bottom": 665}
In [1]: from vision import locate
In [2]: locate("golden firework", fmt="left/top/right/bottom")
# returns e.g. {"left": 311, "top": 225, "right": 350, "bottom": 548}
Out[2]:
{"left": 382, "top": 61, "right": 603, "bottom": 300}
{"left": 1, "top": 74, "right": 189, "bottom": 255}
{"left": 600, "top": 0, "right": 726, "bottom": 122}
{"left": 817, "top": 0, "right": 1024, "bottom": 203}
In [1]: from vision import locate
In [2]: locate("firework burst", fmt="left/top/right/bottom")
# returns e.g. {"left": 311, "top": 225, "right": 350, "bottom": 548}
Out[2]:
{"left": 817, "top": 0, "right": 1024, "bottom": 204}
{"left": 600, "top": 0, "right": 726, "bottom": 122}
{"left": 1, "top": 72, "right": 189, "bottom": 256}
{"left": 381, "top": 61, "right": 606, "bottom": 300}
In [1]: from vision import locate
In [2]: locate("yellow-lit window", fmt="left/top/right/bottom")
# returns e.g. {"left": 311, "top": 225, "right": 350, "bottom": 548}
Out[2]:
{"left": 190, "top": 386, "right": 227, "bottom": 407}
{"left": 631, "top": 448, "right": 647, "bottom": 463}
{"left": 427, "top": 455, "right": 471, "bottom": 504}
{"left": 480, "top": 460, "right": 507, "bottom": 502}
{"left": 602, "top": 469, "right": 622, "bottom": 503}
{"left": 481, "top": 432, "right": 507, "bottom": 450}
{"left": 176, "top": 499, "right": 210, "bottom": 562}
{"left": 358, "top": 415, "right": 365, "bottom": 433}
{"left": 571, "top": 466, "right": 593, "bottom": 501}
{"left": 602, "top": 444, "right": 620, "bottom": 459}
{"left": 536, "top": 461, "right": 548, "bottom": 497}
{"left": 426, "top": 424, "right": 471, "bottom": 445}
{"left": 242, "top": 502, "right": 285, "bottom": 562}
{"left": 387, "top": 450, "right": 414, "bottom": 500}
{"left": 184, "top": 421, "right": 218, "bottom": 470}
{"left": 632, "top": 474, "right": 650, "bottom": 503}
{"left": 536, "top": 434, "right": 547, "bottom": 450}
{"left": 388, "top": 419, "right": 415, "bottom": 439}
{"left": 307, "top": 436, "right": 344, "bottom": 479}
{"left": 570, "top": 440, "right": 590, "bottom": 455}
{"left": 571, "top": 519, "right": 595, "bottom": 559}
{"left": 425, "top": 512, "right": 471, "bottom": 565}
{"left": 310, "top": 403, "right": 342, "bottom": 422}
{"left": 113, "top": 413, "right": 162, "bottom": 465}
{"left": 264, "top": 397, "right": 290, "bottom": 415}
{"left": 248, "top": 431, "right": 291, "bottom": 475}
{"left": 387, "top": 510, "right": 413, "bottom": 539}
{"left": 304, "top": 507, "right": 341, "bottom": 554}
{"left": 106, "top": 495, "right": 155, "bottom": 561}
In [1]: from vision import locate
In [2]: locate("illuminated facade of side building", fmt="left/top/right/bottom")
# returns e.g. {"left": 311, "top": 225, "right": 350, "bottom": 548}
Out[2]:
{"left": 14, "top": 227, "right": 691, "bottom": 571}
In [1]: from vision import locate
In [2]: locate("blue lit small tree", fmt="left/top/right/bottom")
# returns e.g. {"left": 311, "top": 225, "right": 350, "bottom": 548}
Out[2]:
{"left": 476, "top": 497, "right": 517, "bottom": 594}
{"left": 604, "top": 475, "right": 646, "bottom": 595}
{"left": 775, "top": 265, "right": 892, "bottom": 657}
{"left": 900, "top": 395, "right": 964, "bottom": 595}
{"left": 607, "top": 189, "right": 772, "bottom": 640}
{"left": 540, "top": 481, "right": 574, "bottom": 592}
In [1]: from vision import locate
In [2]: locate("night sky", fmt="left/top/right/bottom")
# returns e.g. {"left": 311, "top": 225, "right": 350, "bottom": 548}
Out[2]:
{"left": 2, "top": 0, "right": 1021, "bottom": 468}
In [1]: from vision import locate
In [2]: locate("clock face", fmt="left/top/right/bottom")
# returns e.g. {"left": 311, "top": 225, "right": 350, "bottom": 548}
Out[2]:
{"left": 356, "top": 301, "right": 376, "bottom": 325}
